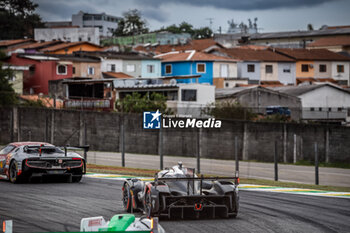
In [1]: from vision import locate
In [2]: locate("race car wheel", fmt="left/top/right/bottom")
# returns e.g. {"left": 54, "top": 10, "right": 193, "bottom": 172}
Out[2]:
{"left": 144, "top": 189, "right": 152, "bottom": 218}
{"left": 9, "top": 161, "right": 19, "bottom": 184}
{"left": 228, "top": 192, "right": 239, "bottom": 218}
{"left": 122, "top": 183, "right": 132, "bottom": 212}
{"left": 72, "top": 175, "right": 82, "bottom": 183}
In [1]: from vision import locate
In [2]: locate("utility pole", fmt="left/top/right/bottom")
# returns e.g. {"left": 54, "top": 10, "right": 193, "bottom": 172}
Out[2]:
{"left": 206, "top": 18, "right": 214, "bottom": 31}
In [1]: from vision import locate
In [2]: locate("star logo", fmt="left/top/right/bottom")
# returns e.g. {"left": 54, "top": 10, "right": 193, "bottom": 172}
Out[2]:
{"left": 151, "top": 110, "right": 161, "bottom": 122}
{"left": 143, "top": 110, "right": 162, "bottom": 129}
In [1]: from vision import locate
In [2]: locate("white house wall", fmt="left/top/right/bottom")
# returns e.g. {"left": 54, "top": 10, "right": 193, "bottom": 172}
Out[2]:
{"left": 100, "top": 59, "right": 123, "bottom": 72}
{"left": 278, "top": 62, "right": 296, "bottom": 85}
{"left": 314, "top": 61, "right": 332, "bottom": 79}
{"left": 260, "top": 62, "right": 278, "bottom": 81}
{"left": 213, "top": 62, "right": 237, "bottom": 78}
{"left": 331, "top": 62, "right": 350, "bottom": 84}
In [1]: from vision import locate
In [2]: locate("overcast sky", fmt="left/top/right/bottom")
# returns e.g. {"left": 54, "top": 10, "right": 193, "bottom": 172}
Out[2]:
{"left": 32, "top": 0, "right": 350, "bottom": 33}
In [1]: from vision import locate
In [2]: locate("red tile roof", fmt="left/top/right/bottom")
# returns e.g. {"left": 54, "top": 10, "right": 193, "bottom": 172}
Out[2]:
{"left": 0, "top": 39, "right": 35, "bottom": 47}
{"left": 218, "top": 48, "right": 294, "bottom": 62}
{"left": 40, "top": 41, "right": 101, "bottom": 52}
{"left": 6, "top": 41, "right": 64, "bottom": 52}
{"left": 134, "top": 38, "right": 221, "bottom": 54}
{"left": 307, "top": 36, "right": 350, "bottom": 47}
{"left": 102, "top": 72, "right": 133, "bottom": 79}
{"left": 19, "top": 95, "right": 63, "bottom": 108}
{"left": 157, "top": 51, "right": 236, "bottom": 62}
{"left": 275, "top": 48, "right": 350, "bottom": 61}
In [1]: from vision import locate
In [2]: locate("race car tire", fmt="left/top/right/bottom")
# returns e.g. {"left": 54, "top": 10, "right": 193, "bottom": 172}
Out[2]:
{"left": 228, "top": 192, "right": 239, "bottom": 218}
{"left": 72, "top": 175, "right": 82, "bottom": 183}
{"left": 144, "top": 189, "right": 152, "bottom": 218}
{"left": 122, "top": 183, "right": 132, "bottom": 213}
{"left": 9, "top": 161, "right": 19, "bottom": 184}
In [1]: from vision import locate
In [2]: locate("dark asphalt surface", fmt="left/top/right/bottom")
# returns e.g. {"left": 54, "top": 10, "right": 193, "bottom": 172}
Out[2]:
{"left": 0, "top": 177, "right": 350, "bottom": 233}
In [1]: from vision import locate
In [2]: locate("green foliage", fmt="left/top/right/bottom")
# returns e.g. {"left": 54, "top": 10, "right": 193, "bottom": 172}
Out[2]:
{"left": 113, "top": 9, "right": 149, "bottom": 36}
{"left": 203, "top": 101, "right": 256, "bottom": 120}
{"left": 156, "top": 22, "right": 213, "bottom": 39}
{"left": 116, "top": 92, "right": 170, "bottom": 113}
{"left": 0, "top": 56, "right": 17, "bottom": 106}
{"left": 0, "top": 0, "right": 43, "bottom": 39}
{"left": 20, "top": 98, "right": 46, "bottom": 108}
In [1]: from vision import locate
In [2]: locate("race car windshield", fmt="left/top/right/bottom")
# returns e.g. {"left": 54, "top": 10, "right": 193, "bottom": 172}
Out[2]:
{"left": 25, "top": 146, "right": 64, "bottom": 154}
{"left": 0, "top": 145, "right": 15, "bottom": 154}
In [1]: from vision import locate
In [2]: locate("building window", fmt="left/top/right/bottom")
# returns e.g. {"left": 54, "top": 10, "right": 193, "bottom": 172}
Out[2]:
{"left": 283, "top": 68, "right": 291, "bottom": 73}
{"left": 310, "top": 107, "right": 314, "bottom": 111}
{"left": 338, "top": 107, "right": 343, "bottom": 112}
{"left": 337, "top": 65, "right": 344, "bottom": 73}
{"left": 72, "top": 67, "right": 76, "bottom": 74}
{"left": 126, "top": 64, "right": 136, "bottom": 72}
{"left": 57, "top": 65, "right": 67, "bottom": 75}
{"left": 301, "top": 64, "right": 309, "bottom": 72}
{"left": 220, "top": 64, "right": 229, "bottom": 77}
{"left": 247, "top": 64, "right": 255, "bottom": 72}
{"left": 319, "top": 107, "right": 322, "bottom": 111}
{"left": 319, "top": 64, "right": 327, "bottom": 72}
{"left": 225, "top": 82, "right": 229, "bottom": 87}
{"left": 197, "top": 63, "right": 206, "bottom": 73}
{"left": 167, "top": 91, "right": 178, "bottom": 101}
{"left": 147, "top": 65, "right": 155, "bottom": 73}
{"left": 88, "top": 67, "right": 95, "bottom": 75}
{"left": 29, "top": 66, "right": 35, "bottom": 75}
{"left": 165, "top": 64, "right": 172, "bottom": 74}
{"left": 88, "top": 37, "right": 91, "bottom": 41}
{"left": 108, "top": 64, "right": 116, "bottom": 72}
{"left": 181, "top": 89, "right": 197, "bottom": 102}
{"left": 265, "top": 65, "right": 273, "bottom": 74}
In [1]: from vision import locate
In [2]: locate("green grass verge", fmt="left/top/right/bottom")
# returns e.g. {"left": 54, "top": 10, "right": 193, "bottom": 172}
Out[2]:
{"left": 86, "top": 164, "right": 350, "bottom": 192}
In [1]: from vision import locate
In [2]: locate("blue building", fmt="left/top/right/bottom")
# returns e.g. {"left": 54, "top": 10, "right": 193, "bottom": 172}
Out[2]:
{"left": 157, "top": 51, "right": 236, "bottom": 85}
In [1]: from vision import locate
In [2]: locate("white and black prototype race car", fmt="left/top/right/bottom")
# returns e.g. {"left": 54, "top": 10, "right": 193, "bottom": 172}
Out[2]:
{"left": 122, "top": 162, "right": 239, "bottom": 219}
{"left": 0, "top": 142, "right": 87, "bottom": 183}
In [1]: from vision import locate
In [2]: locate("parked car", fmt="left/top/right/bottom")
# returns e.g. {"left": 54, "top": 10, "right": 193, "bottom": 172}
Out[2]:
{"left": 0, "top": 142, "right": 86, "bottom": 183}
{"left": 266, "top": 106, "right": 291, "bottom": 116}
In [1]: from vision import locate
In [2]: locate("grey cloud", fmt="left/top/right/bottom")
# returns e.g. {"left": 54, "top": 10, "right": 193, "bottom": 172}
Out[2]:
{"left": 142, "top": 9, "right": 168, "bottom": 22}
{"left": 135, "top": 0, "right": 337, "bottom": 11}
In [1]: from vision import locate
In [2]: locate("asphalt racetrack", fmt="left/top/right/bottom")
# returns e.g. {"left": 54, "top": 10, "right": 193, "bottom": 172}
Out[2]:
{"left": 0, "top": 177, "right": 350, "bottom": 233}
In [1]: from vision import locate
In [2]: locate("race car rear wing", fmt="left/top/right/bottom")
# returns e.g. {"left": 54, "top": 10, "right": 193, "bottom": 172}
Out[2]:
{"left": 155, "top": 171, "right": 239, "bottom": 195}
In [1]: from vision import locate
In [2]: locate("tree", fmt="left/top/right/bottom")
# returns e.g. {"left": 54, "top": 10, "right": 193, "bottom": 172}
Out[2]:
{"left": 193, "top": 27, "right": 213, "bottom": 39}
{"left": 0, "top": 51, "right": 17, "bottom": 106}
{"left": 0, "top": 0, "right": 43, "bottom": 39}
{"left": 116, "top": 92, "right": 170, "bottom": 113}
{"left": 114, "top": 9, "right": 149, "bottom": 36}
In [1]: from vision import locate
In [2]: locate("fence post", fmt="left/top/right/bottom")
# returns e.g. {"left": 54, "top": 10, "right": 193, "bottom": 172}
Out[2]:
{"left": 274, "top": 141, "right": 278, "bottom": 181}
{"left": 293, "top": 134, "right": 297, "bottom": 164}
{"left": 159, "top": 126, "right": 163, "bottom": 170}
{"left": 315, "top": 142, "right": 319, "bottom": 185}
{"left": 120, "top": 115, "right": 125, "bottom": 167}
{"left": 325, "top": 128, "right": 329, "bottom": 163}
{"left": 235, "top": 136, "right": 239, "bottom": 172}
{"left": 197, "top": 128, "right": 201, "bottom": 174}
{"left": 283, "top": 124, "right": 287, "bottom": 163}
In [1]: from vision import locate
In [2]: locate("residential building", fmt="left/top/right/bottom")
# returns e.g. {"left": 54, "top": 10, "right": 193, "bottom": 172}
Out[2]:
{"left": 215, "top": 27, "right": 350, "bottom": 48}
{"left": 134, "top": 38, "right": 223, "bottom": 55}
{"left": 40, "top": 41, "right": 102, "bottom": 54}
{"left": 115, "top": 82, "right": 215, "bottom": 117}
{"left": 216, "top": 86, "right": 302, "bottom": 120}
{"left": 53, "top": 54, "right": 101, "bottom": 79}
{"left": 72, "top": 11, "right": 121, "bottom": 37}
{"left": 0, "top": 39, "right": 35, "bottom": 51}
{"left": 1, "top": 64, "right": 29, "bottom": 95}
{"left": 34, "top": 27, "right": 100, "bottom": 45}
{"left": 272, "top": 83, "right": 350, "bottom": 123}
{"left": 275, "top": 48, "right": 350, "bottom": 85}
{"left": 157, "top": 50, "right": 237, "bottom": 86}
{"left": 307, "top": 36, "right": 350, "bottom": 54}
{"left": 5, "top": 41, "right": 63, "bottom": 56}
{"left": 6, "top": 54, "right": 73, "bottom": 95}
{"left": 211, "top": 48, "right": 296, "bottom": 85}
{"left": 75, "top": 51, "right": 161, "bottom": 78}
{"left": 102, "top": 32, "right": 191, "bottom": 46}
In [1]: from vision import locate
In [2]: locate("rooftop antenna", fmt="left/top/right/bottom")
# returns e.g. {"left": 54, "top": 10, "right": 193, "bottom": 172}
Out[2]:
{"left": 206, "top": 18, "right": 214, "bottom": 31}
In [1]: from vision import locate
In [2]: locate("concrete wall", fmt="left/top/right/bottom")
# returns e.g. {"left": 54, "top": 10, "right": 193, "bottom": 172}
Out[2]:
{"left": 1, "top": 107, "right": 350, "bottom": 163}
{"left": 34, "top": 27, "right": 100, "bottom": 45}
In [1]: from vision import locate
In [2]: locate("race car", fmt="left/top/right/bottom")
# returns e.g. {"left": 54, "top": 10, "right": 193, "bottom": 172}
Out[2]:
{"left": 80, "top": 214, "right": 165, "bottom": 232}
{"left": 0, "top": 142, "right": 86, "bottom": 183}
{"left": 122, "top": 162, "right": 239, "bottom": 219}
